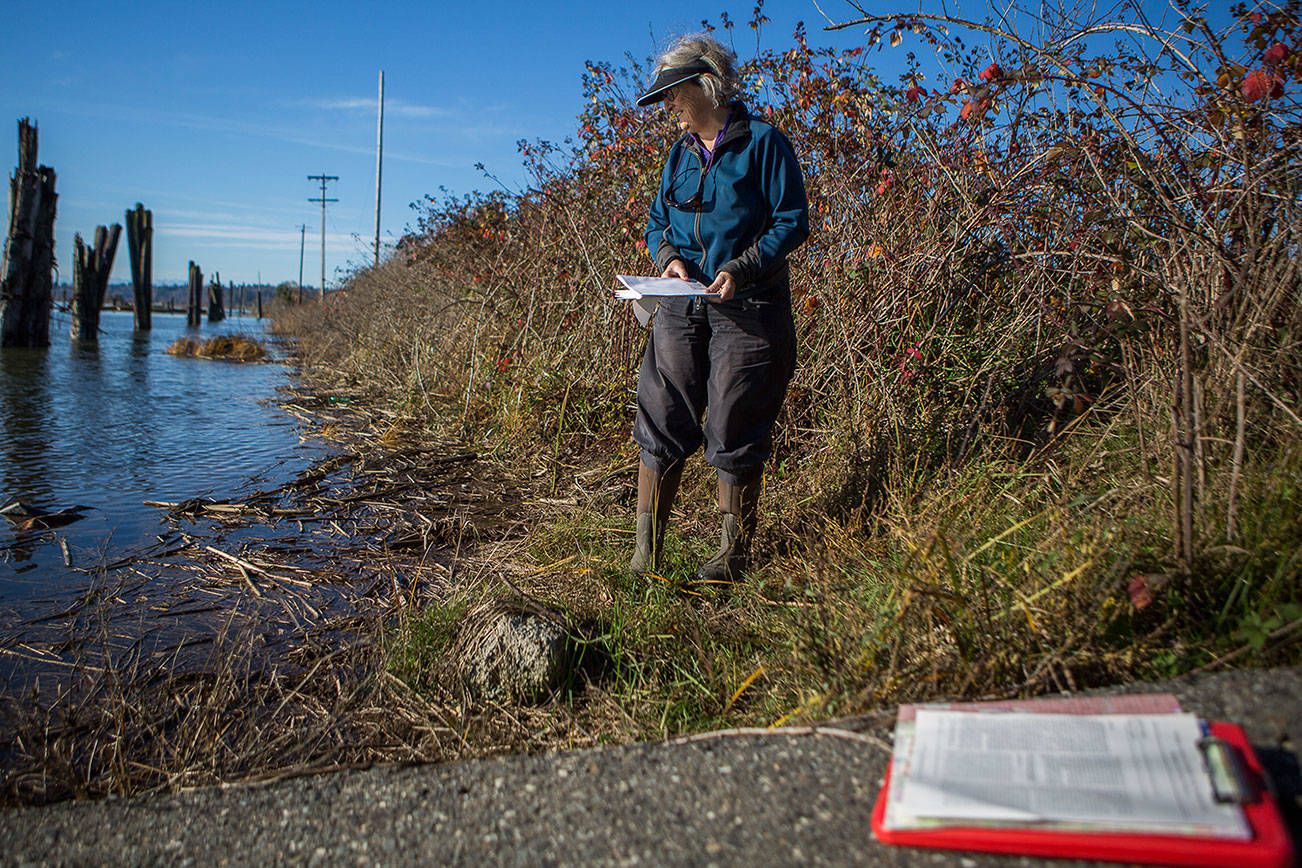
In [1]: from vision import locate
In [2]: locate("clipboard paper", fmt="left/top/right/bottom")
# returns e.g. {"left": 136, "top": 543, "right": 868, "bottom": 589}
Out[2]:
{"left": 871, "top": 714, "right": 1294, "bottom": 868}
{"left": 613, "top": 275, "right": 715, "bottom": 327}
{"left": 614, "top": 275, "right": 712, "bottom": 297}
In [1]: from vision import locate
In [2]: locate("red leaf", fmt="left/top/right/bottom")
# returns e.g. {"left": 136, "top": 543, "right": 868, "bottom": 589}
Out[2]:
{"left": 979, "top": 62, "right": 1003, "bottom": 82}
{"left": 1241, "top": 68, "right": 1285, "bottom": 101}
{"left": 1127, "top": 575, "right": 1154, "bottom": 609}
{"left": 960, "top": 98, "right": 990, "bottom": 121}
{"left": 1265, "top": 42, "right": 1288, "bottom": 65}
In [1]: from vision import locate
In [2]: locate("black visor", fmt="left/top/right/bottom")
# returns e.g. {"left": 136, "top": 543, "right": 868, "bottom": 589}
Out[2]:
{"left": 636, "top": 59, "right": 714, "bottom": 107}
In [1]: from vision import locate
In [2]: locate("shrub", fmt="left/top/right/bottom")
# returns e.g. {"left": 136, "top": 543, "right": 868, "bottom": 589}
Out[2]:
{"left": 282, "top": 0, "right": 1302, "bottom": 703}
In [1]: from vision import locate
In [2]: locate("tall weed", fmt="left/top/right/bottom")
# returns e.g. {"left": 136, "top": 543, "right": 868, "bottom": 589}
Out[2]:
{"left": 280, "top": 0, "right": 1302, "bottom": 709}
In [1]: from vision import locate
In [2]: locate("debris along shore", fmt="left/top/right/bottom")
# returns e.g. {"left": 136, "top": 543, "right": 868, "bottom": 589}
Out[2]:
{"left": 3, "top": 362, "right": 1296, "bottom": 809}
{"left": 0, "top": 378, "right": 608, "bottom": 806}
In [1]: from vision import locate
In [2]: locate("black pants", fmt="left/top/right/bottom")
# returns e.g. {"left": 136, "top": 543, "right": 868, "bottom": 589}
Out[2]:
{"left": 633, "top": 290, "right": 796, "bottom": 486}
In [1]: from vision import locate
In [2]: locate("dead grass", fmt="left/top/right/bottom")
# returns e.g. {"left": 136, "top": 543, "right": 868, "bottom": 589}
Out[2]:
{"left": 167, "top": 334, "right": 267, "bottom": 361}
{"left": 3, "top": 368, "right": 1297, "bottom": 807}
{"left": 0, "top": 382, "right": 615, "bottom": 806}
{"left": 257, "top": 0, "right": 1302, "bottom": 739}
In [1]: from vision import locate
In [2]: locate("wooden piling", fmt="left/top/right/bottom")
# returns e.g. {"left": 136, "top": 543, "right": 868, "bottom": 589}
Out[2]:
{"left": 187, "top": 262, "right": 203, "bottom": 328}
{"left": 257, "top": 291, "right": 263, "bottom": 319}
{"left": 70, "top": 224, "right": 122, "bottom": 342}
{"left": 125, "top": 203, "right": 152, "bottom": 330}
{"left": 0, "top": 119, "right": 59, "bottom": 348}
{"left": 208, "top": 270, "right": 225, "bottom": 322}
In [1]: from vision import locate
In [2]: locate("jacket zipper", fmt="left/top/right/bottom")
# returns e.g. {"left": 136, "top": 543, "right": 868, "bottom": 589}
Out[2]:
{"left": 683, "top": 111, "right": 749, "bottom": 277}
{"left": 692, "top": 147, "right": 707, "bottom": 272}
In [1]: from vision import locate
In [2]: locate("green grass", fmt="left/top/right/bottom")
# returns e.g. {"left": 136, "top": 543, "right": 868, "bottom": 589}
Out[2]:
{"left": 376, "top": 401, "right": 1300, "bottom": 752}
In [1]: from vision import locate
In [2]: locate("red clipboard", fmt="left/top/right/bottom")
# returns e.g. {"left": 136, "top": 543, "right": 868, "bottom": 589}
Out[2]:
{"left": 871, "top": 722, "right": 1295, "bottom": 868}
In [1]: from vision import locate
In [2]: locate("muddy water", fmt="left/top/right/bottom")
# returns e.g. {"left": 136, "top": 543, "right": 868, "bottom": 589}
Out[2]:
{"left": 0, "top": 310, "right": 323, "bottom": 606}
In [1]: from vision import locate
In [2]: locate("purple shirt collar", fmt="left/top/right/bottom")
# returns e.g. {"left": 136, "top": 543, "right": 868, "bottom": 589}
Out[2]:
{"left": 690, "top": 108, "right": 734, "bottom": 169}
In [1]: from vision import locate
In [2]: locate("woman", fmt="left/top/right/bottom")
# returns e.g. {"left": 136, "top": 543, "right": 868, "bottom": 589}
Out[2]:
{"left": 629, "top": 34, "right": 809, "bottom": 584}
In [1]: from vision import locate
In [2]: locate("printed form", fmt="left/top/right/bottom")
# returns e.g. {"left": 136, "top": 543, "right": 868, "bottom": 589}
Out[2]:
{"left": 614, "top": 275, "right": 713, "bottom": 297}
{"left": 889, "top": 710, "right": 1250, "bottom": 838}
{"left": 614, "top": 275, "right": 714, "bottom": 325}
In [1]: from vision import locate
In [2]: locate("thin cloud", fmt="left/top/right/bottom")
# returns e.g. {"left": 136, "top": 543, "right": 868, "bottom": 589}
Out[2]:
{"left": 160, "top": 222, "right": 353, "bottom": 249}
{"left": 48, "top": 102, "right": 466, "bottom": 166}
{"left": 305, "top": 97, "right": 451, "bottom": 118}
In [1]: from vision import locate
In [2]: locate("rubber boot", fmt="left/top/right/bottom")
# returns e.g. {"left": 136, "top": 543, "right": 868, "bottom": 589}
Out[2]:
{"left": 694, "top": 474, "right": 762, "bottom": 585}
{"left": 628, "top": 460, "right": 683, "bottom": 573}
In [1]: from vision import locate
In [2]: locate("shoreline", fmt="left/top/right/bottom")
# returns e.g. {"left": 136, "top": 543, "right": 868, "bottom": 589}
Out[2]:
{"left": 0, "top": 367, "right": 609, "bottom": 806}
{"left": 3, "top": 353, "right": 1298, "bottom": 807}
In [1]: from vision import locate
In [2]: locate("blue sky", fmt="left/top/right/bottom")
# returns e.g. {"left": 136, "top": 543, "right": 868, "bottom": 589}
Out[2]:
{"left": 1, "top": 0, "right": 882, "bottom": 286}
{"left": 3, "top": 0, "right": 1238, "bottom": 286}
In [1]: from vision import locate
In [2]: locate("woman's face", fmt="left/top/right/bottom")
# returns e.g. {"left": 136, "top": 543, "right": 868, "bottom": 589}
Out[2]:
{"left": 664, "top": 80, "right": 709, "bottom": 132}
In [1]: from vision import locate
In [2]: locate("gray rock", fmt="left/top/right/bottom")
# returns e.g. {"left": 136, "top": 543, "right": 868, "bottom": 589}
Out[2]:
{"left": 456, "top": 602, "right": 570, "bottom": 703}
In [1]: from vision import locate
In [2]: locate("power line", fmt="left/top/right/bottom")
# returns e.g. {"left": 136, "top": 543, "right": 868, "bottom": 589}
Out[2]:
{"left": 307, "top": 174, "right": 338, "bottom": 305}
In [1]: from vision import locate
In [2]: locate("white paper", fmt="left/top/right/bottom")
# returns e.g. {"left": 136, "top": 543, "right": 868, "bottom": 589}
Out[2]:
{"left": 888, "top": 710, "right": 1249, "bottom": 838}
{"left": 615, "top": 274, "right": 713, "bottom": 297}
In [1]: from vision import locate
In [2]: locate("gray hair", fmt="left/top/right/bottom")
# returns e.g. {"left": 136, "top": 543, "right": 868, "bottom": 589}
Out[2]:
{"left": 655, "top": 35, "right": 741, "bottom": 109}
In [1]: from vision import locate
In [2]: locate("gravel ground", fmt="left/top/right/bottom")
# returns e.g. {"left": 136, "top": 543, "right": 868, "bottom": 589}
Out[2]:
{"left": 3, "top": 666, "right": 1298, "bottom": 867}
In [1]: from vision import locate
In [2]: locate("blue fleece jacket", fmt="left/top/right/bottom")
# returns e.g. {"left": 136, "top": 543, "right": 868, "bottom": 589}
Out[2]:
{"left": 645, "top": 104, "right": 809, "bottom": 299}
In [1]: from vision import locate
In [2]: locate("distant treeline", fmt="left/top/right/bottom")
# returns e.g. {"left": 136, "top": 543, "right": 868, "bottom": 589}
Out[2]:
{"left": 52, "top": 282, "right": 295, "bottom": 310}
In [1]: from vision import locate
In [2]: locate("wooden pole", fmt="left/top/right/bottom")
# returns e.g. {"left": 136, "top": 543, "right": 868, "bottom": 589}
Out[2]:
{"left": 69, "top": 223, "right": 122, "bottom": 342}
{"left": 308, "top": 174, "right": 337, "bottom": 305}
{"left": 125, "top": 202, "right": 152, "bottom": 330}
{"left": 257, "top": 291, "right": 263, "bottom": 319}
{"left": 298, "top": 224, "right": 305, "bottom": 303}
{"left": 374, "top": 70, "right": 384, "bottom": 265}
{"left": 208, "top": 270, "right": 225, "bottom": 322}
{"left": 187, "top": 261, "right": 203, "bottom": 328}
{"left": 0, "top": 118, "right": 59, "bottom": 347}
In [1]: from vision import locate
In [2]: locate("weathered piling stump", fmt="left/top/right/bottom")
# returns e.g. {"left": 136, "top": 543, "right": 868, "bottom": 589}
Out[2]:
{"left": 125, "top": 203, "right": 152, "bottom": 330}
{"left": 70, "top": 224, "right": 122, "bottom": 342}
{"left": 0, "top": 119, "right": 59, "bottom": 348}
{"left": 208, "top": 271, "right": 225, "bottom": 322}
{"left": 257, "top": 291, "right": 263, "bottom": 319}
{"left": 186, "top": 262, "right": 203, "bottom": 328}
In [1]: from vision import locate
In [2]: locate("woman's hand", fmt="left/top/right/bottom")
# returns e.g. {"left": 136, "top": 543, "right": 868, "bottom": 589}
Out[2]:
{"left": 707, "top": 270, "right": 737, "bottom": 301}
{"left": 661, "top": 259, "right": 691, "bottom": 281}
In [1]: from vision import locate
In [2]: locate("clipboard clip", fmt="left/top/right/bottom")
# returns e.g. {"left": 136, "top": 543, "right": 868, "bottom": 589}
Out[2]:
{"left": 1198, "top": 735, "right": 1254, "bottom": 804}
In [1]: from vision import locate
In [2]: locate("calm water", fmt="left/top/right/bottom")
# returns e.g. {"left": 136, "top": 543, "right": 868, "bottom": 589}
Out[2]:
{"left": 0, "top": 310, "right": 320, "bottom": 603}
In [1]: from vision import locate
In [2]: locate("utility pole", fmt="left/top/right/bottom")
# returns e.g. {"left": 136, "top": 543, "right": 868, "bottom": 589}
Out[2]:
{"left": 308, "top": 174, "right": 338, "bottom": 304}
{"left": 297, "top": 223, "right": 306, "bottom": 303}
{"left": 374, "top": 70, "right": 384, "bottom": 266}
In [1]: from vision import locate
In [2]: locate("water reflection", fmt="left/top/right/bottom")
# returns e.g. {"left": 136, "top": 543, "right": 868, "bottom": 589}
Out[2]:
{"left": 0, "top": 348, "right": 55, "bottom": 508}
{"left": 128, "top": 332, "right": 150, "bottom": 390}
{"left": 0, "top": 312, "right": 315, "bottom": 602}
{"left": 0, "top": 349, "right": 55, "bottom": 563}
